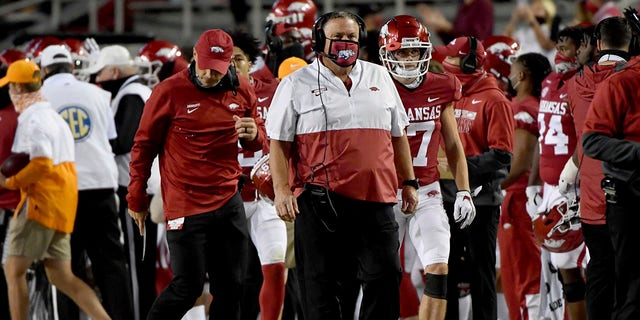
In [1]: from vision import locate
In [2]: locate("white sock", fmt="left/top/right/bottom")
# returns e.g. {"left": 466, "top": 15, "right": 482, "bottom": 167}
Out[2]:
{"left": 497, "top": 292, "right": 509, "bottom": 320}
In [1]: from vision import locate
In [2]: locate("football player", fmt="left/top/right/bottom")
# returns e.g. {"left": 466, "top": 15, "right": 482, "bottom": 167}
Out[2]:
{"left": 527, "top": 26, "right": 589, "bottom": 320}
{"left": 379, "top": 15, "right": 473, "bottom": 320}
{"left": 500, "top": 52, "right": 553, "bottom": 320}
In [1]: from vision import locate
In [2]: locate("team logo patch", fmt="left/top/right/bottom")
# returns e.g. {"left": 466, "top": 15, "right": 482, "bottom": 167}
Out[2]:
{"left": 210, "top": 46, "right": 224, "bottom": 53}
{"left": 369, "top": 86, "right": 380, "bottom": 91}
{"left": 186, "top": 103, "right": 200, "bottom": 114}
{"left": 58, "top": 105, "right": 92, "bottom": 141}
{"left": 337, "top": 49, "right": 356, "bottom": 60}
{"left": 167, "top": 217, "right": 185, "bottom": 230}
{"left": 311, "top": 87, "right": 327, "bottom": 96}
{"left": 228, "top": 103, "right": 240, "bottom": 110}
{"left": 426, "top": 190, "right": 440, "bottom": 198}
{"left": 514, "top": 111, "right": 535, "bottom": 124}
{"left": 155, "top": 48, "right": 176, "bottom": 58}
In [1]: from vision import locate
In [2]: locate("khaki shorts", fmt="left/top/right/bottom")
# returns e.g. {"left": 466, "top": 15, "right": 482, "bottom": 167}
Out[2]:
{"left": 6, "top": 205, "right": 70, "bottom": 261}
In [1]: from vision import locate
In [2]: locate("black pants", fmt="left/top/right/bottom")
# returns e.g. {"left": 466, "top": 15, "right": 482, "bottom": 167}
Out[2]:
{"left": 239, "top": 240, "right": 262, "bottom": 320}
{"left": 146, "top": 192, "right": 249, "bottom": 320}
{"left": 445, "top": 203, "right": 499, "bottom": 320}
{"left": 582, "top": 222, "right": 615, "bottom": 320}
{"left": 117, "top": 186, "right": 158, "bottom": 320}
{"left": 606, "top": 191, "right": 640, "bottom": 320}
{"left": 294, "top": 189, "right": 401, "bottom": 320}
{"left": 58, "top": 189, "right": 133, "bottom": 320}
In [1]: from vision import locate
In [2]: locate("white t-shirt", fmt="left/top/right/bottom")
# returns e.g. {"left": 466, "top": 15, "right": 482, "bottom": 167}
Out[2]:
{"left": 42, "top": 73, "right": 118, "bottom": 190}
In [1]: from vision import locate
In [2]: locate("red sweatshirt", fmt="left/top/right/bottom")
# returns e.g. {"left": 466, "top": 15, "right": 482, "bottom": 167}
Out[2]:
{"left": 127, "top": 69, "right": 266, "bottom": 220}
{"left": 0, "top": 104, "right": 20, "bottom": 210}
{"left": 567, "top": 63, "right": 621, "bottom": 225}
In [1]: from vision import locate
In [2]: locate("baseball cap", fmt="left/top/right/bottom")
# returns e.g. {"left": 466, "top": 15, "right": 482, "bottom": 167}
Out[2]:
{"left": 0, "top": 59, "right": 41, "bottom": 87}
{"left": 278, "top": 57, "right": 308, "bottom": 79}
{"left": 433, "top": 36, "right": 487, "bottom": 65}
{"left": 84, "top": 45, "right": 133, "bottom": 74}
{"left": 39, "top": 45, "right": 73, "bottom": 67}
{"left": 194, "top": 29, "right": 233, "bottom": 74}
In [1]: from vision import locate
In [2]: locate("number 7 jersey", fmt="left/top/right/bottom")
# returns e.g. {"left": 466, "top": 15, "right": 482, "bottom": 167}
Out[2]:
{"left": 538, "top": 71, "right": 578, "bottom": 185}
{"left": 393, "top": 72, "right": 462, "bottom": 186}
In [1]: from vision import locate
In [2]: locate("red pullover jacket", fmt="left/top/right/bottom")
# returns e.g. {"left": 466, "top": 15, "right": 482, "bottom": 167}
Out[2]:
{"left": 567, "top": 61, "right": 624, "bottom": 225}
{"left": 128, "top": 69, "right": 266, "bottom": 220}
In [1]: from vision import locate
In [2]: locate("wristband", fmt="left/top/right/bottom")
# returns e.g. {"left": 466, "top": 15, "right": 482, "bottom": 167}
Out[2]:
{"left": 402, "top": 179, "right": 420, "bottom": 190}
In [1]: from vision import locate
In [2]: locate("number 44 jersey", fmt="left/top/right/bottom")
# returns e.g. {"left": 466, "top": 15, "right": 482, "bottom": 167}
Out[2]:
{"left": 538, "top": 70, "right": 578, "bottom": 185}
{"left": 392, "top": 71, "right": 462, "bottom": 187}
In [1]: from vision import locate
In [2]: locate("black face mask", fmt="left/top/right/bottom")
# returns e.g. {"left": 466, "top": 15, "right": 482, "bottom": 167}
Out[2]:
{"left": 99, "top": 77, "right": 129, "bottom": 97}
{"left": 187, "top": 62, "right": 238, "bottom": 94}
{"left": 507, "top": 78, "right": 518, "bottom": 98}
{"left": 267, "top": 42, "right": 305, "bottom": 75}
{"left": 536, "top": 17, "right": 547, "bottom": 25}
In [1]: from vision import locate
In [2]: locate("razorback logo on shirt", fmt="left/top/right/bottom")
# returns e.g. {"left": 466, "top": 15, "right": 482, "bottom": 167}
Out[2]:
{"left": 514, "top": 111, "right": 535, "bottom": 124}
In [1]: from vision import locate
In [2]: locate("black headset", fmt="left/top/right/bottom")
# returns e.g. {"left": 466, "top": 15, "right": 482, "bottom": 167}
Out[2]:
{"left": 311, "top": 11, "right": 367, "bottom": 54}
{"left": 460, "top": 36, "right": 478, "bottom": 74}
{"left": 594, "top": 20, "right": 603, "bottom": 41}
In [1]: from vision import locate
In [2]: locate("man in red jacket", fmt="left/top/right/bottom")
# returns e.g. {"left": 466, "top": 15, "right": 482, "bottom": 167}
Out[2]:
{"left": 563, "top": 17, "right": 632, "bottom": 320}
{"left": 582, "top": 54, "right": 640, "bottom": 319}
{"left": 127, "top": 29, "right": 266, "bottom": 320}
{"left": 436, "top": 36, "right": 515, "bottom": 320}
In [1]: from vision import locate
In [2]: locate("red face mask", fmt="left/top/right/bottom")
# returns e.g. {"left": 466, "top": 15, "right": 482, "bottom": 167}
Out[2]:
{"left": 326, "top": 39, "right": 359, "bottom": 67}
{"left": 554, "top": 52, "right": 578, "bottom": 73}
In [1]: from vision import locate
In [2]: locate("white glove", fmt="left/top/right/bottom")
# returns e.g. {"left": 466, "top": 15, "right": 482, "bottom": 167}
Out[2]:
{"left": 83, "top": 37, "right": 101, "bottom": 66}
{"left": 558, "top": 159, "right": 579, "bottom": 199}
{"left": 454, "top": 190, "right": 476, "bottom": 228}
{"left": 526, "top": 185, "right": 543, "bottom": 220}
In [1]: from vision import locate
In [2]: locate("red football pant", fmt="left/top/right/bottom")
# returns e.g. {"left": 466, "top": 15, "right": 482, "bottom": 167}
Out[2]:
{"left": 499, "top": 189, "right": 541, "bottom": 320}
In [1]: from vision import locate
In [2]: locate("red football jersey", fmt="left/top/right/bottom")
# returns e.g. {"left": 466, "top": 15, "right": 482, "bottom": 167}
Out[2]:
{"left": 537, "top": 71, "right": 578, "bottom": 185}
{"left": 239, "top": 77, "right": 279, "bottom": 202}
{"left": 507, "top": 95, "right": 540, "bottom": 191}
{"left": 567, "top": 64, "right": 619, "bottom": 224}
{"left": 393, "top": 72, "right": 462, "bottom": 186}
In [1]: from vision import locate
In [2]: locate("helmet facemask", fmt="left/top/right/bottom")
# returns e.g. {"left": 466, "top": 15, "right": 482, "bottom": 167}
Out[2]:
{"left": 380, "top": 38, "right": 432, "bottom": 79}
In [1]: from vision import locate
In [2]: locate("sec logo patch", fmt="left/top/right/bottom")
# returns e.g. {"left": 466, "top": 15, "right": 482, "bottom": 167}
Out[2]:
{"left": 59, "top": 106, "right": 92, "bottom": 141}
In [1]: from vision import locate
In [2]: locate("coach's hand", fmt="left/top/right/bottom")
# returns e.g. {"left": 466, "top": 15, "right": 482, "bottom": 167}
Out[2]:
{"left": 401, "top": 186, "right": 418, "bottom": 214}
{"left": 128, "top": 208, "right": 149, "bottom": 235}
{"left": 274, "top": 187, "right": 299, "bottom": 222}
{"left": 234, "top": 115, "right": 257, "bottom": 141}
